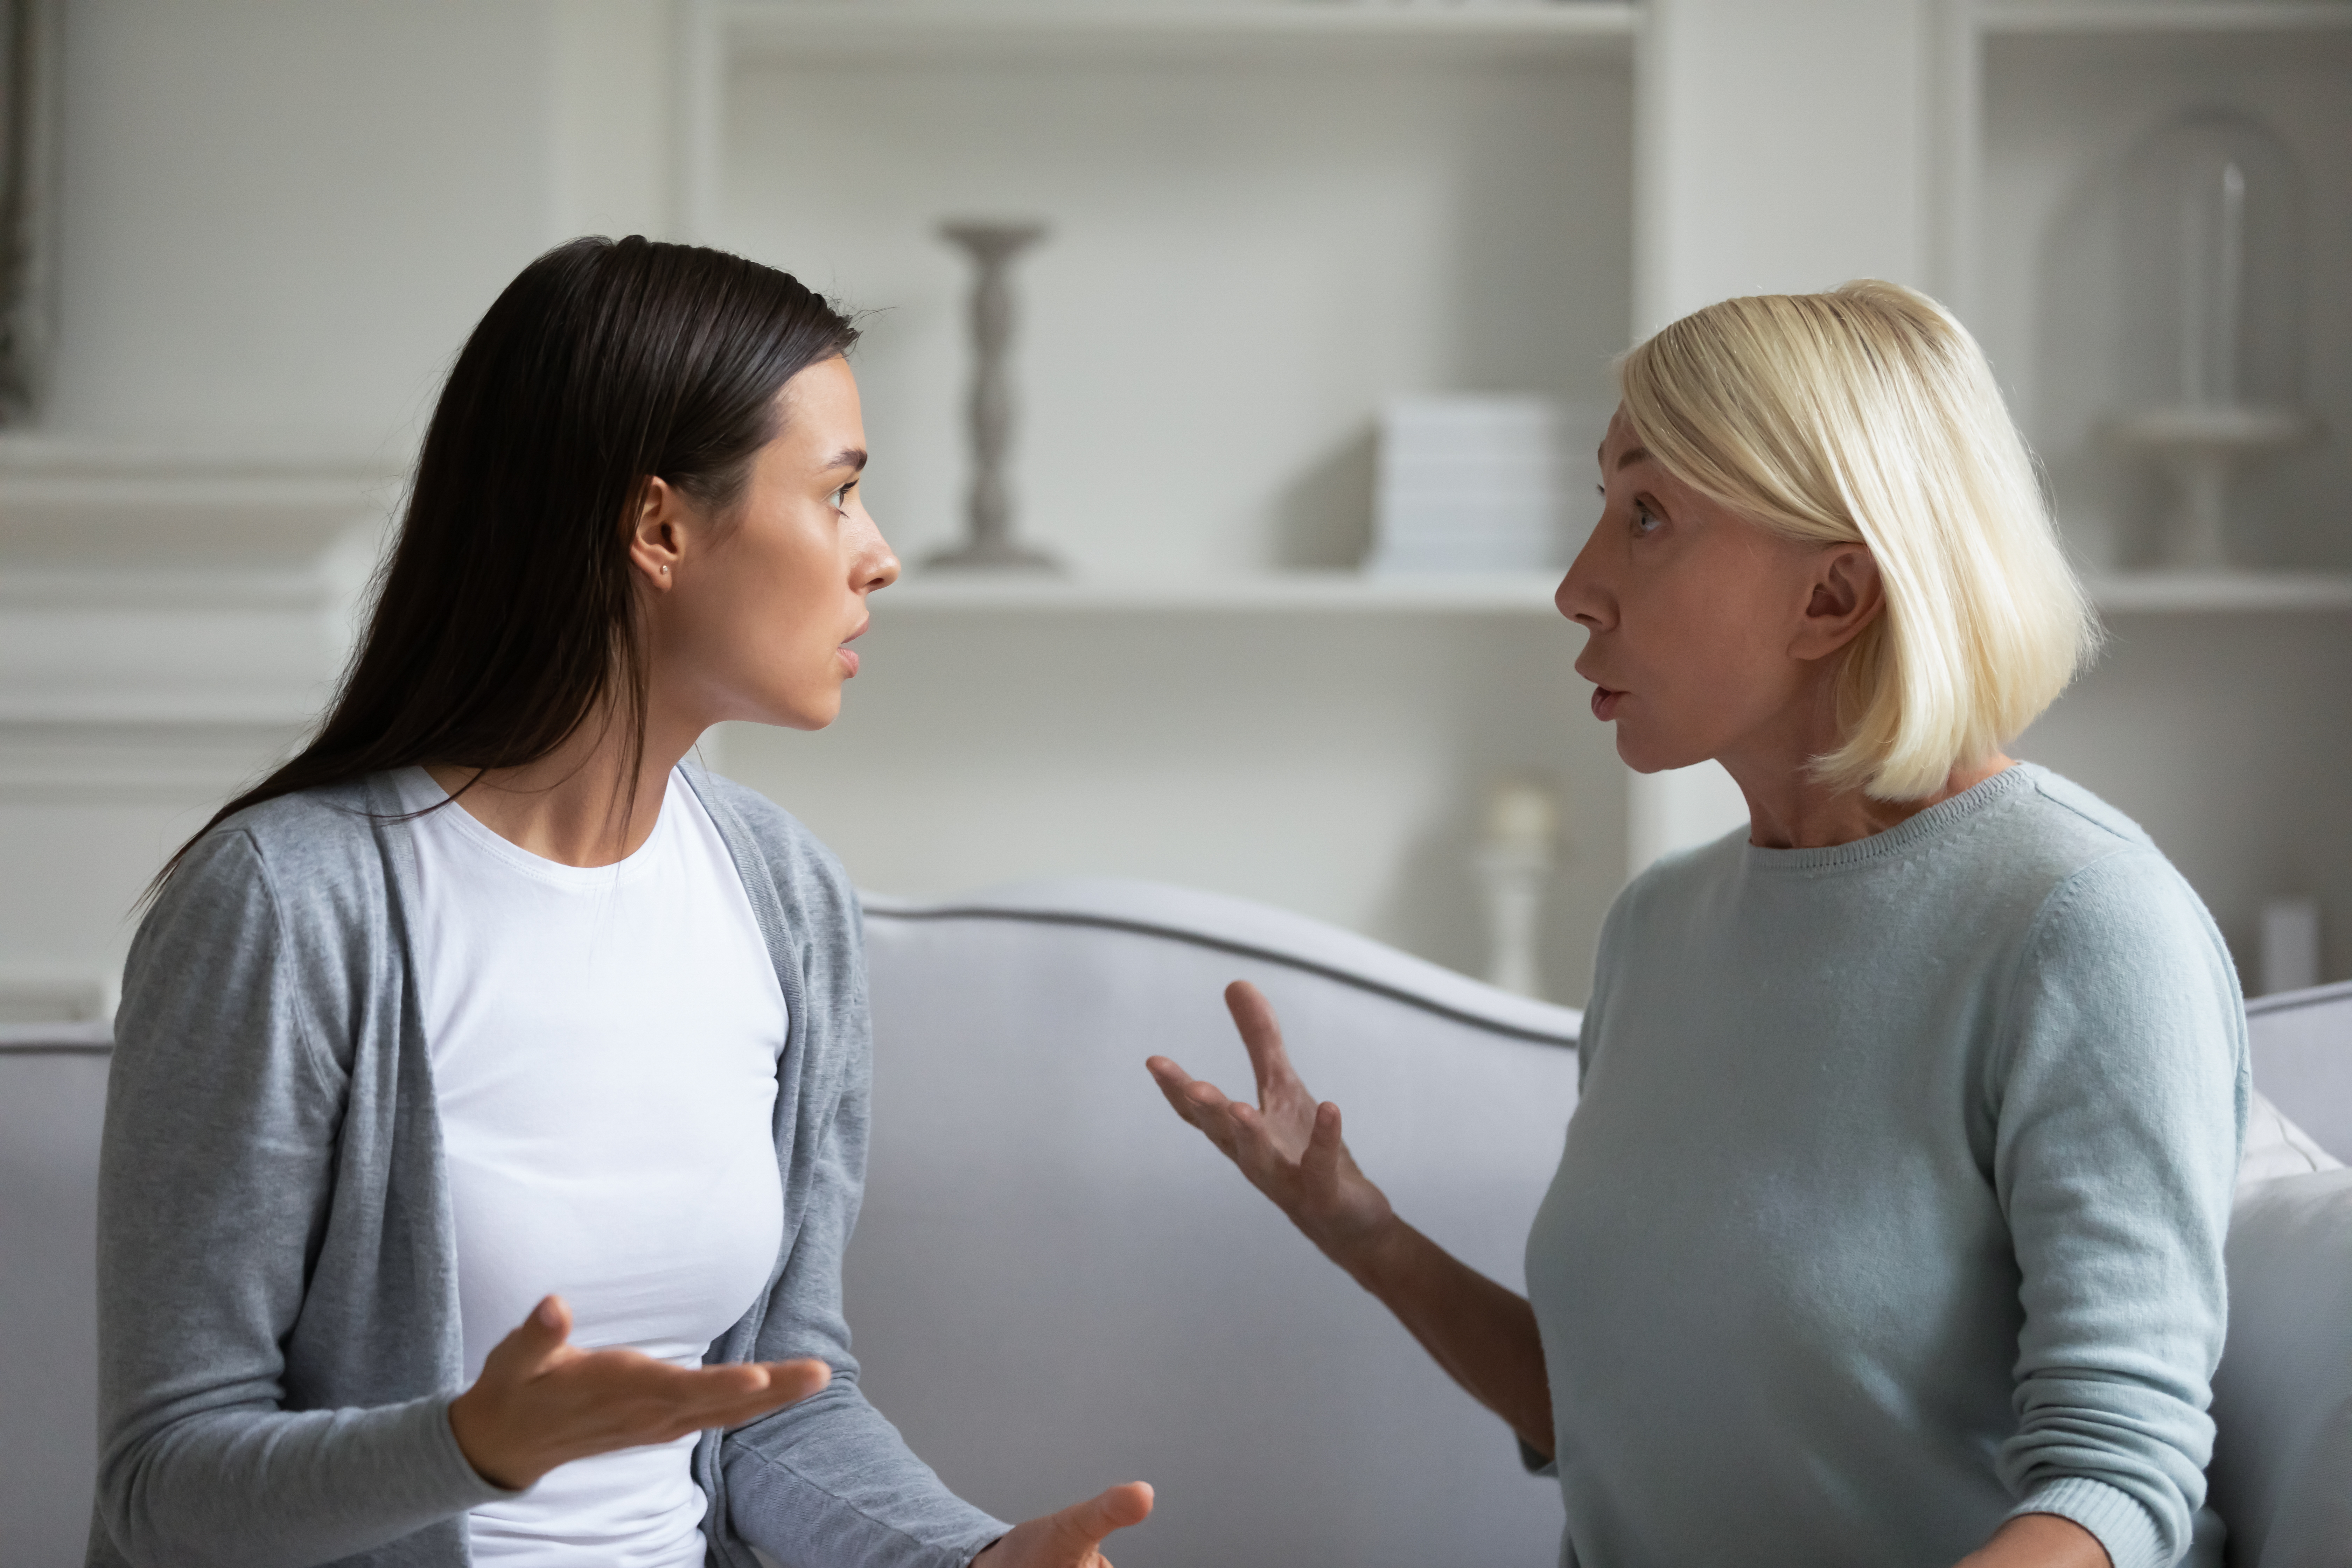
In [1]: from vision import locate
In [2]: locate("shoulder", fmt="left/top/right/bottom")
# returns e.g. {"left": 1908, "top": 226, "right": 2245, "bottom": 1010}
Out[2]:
{"left": 1988, "top": 773, "right": 2243, "bottom": 1086}
{"left": 124, "top": 777, "right": 398, "bottom": 1083}
{"left": 1994, "top": 763, "right": 2156, "bottom": 864}
{"left": 145, "top": 777, "right": 392, "bottom": 943}
{"left": 1986, "top": 766, "right": 2212, "bottom": 952}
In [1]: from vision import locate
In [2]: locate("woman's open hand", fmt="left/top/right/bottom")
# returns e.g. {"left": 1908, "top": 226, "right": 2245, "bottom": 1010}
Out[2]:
{"left": 971, "top": 1483, "right": 1154, "bottom": 1568}
{"left": 1146, "top": 980, "right": 1398, "bottom": 1279}
{"left": 447, "top": 1295, "right": 831, "bottom": 1491}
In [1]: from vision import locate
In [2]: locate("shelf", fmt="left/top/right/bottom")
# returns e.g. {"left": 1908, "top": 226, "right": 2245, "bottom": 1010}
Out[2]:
{"left": 882, "top": 569, "right": 1566, "bottom": 613}
{"left": 719, "top": 1, "right": 1639, "bottom": 65}
{"left": 2087, "top": 570, "right": 2352, "bottom": 613}
{"left": 884, "top": 569, "right": 2352, "bottom": 615}
{"left": 1975, "top": 1, "right": 2352, "bottom": 37}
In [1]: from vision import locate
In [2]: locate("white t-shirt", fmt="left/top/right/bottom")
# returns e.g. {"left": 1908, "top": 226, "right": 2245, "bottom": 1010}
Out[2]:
{"left": 395, "top": 767, "right": 788, "bottom": 1568}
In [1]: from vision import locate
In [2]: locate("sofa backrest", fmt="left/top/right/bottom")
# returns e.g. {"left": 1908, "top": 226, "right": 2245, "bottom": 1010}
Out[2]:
{"left": 6, "top": 905, "right": 2344, "bottom": 1568}
{"left": 0, "top": 1036, "right": 110, "bottom": 1568}
{"left": 2211, "top": 980, "right": 2352, "bottom": 1568}
{"left": 851, "top": 877, "right": 1583, "bottom": 1568}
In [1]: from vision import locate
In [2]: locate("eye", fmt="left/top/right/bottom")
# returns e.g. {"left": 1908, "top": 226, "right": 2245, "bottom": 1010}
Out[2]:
{"left": 1631, "top": 501, "right": 1663, "bottom": 537}
{"left": 827, "top": 480, "right": 857, "bottom": 512}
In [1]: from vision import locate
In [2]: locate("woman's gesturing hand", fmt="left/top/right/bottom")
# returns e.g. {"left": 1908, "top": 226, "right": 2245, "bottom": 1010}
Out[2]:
{"left": 971, "top": 1483, "right": 1154, "bottom": 1568}
{"left": 1146, "top": 980, "right": 1399, "bottom": 1279}
{"left": 447, "top": 1295, "right": 832, "bottom": 1491}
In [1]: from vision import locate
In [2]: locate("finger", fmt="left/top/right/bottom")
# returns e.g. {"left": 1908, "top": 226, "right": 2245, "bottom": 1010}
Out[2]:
{"left": 1045, "top": 1482, "right": 1155, "bottom": 1555}
{"left": 1166, "top": 1073, "right": 1239, "bottom": 1141}
{"left": 757, "top": 1358, "right": 832, "bottom": 1406}
{"left": 695, "top": 1361, "right": 831, "bottom": 1435}
{"left": 1185, "top": 1082, "right": 1256, "bottom": 1162}
{"left": 1144, "top": 1057, "right": 1211, "bottom": 1124}
{"left": 597, "top": 1357, "right": 829, "bottom": 1441}
{"left": 485, "top": 1295, "right": 572, "bottom": 1384}
{"left": 1301, "top": 1100, "right": 1346, "bottom": 1185}
{"left": 1223, "top": 981, "right": 1305, "bottom": 1105}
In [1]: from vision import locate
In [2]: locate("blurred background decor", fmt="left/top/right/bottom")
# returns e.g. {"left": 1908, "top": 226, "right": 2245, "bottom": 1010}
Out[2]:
{"left": 0, "top": 0, "right": 61, "bottom": 426}
{"left": 931, "top": 217, "right": 1060, "bottom": 572}
{"left": 2104, "top": 109, "right": 2312, "bottom": 569}
{"left": 1369, "top": 395, "right": 1574, "bottom": 576}
{"left": 0, "top": 0, "right": 2346, "bottom": 1163}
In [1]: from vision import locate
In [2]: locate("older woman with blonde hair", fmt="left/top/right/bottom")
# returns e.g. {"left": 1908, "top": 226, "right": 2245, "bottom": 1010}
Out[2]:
{"left": 1151, "top": 281, "right": 2242, "bottom": 1568}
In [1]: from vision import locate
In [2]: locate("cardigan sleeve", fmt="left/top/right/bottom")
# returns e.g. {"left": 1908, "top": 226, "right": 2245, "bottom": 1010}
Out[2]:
{"left": 1989, "top": 846, "right": 2246, "bottom": 1568}
{"left": 93, "top": 828, "right": 509, "bottom": 1568}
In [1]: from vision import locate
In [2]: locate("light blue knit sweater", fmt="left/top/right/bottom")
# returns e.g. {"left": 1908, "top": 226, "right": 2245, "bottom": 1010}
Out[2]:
{"left": 1525, "top": 764, "right": 2245, "bottom": 1568}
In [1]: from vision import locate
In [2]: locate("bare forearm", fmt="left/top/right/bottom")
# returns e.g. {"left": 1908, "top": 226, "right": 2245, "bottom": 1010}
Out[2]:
{"left": 1342, "top": 1217, "right": 1553, "bottom": 1456}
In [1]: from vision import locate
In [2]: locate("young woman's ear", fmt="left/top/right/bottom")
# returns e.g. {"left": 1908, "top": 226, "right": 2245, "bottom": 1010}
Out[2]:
{"left": 629, "top": 477, "right": 687, "bottom": 588}
{"left": 1793, "top": 544, "right": 1883, "bottom": 662}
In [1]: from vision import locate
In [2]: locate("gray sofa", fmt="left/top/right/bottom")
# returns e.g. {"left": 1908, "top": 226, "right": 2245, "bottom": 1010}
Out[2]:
{"left": 4, "top": 887, "right": 2346, "bottom": 1567}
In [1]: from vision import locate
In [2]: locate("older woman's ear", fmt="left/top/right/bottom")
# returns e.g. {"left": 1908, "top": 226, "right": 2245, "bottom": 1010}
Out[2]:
{"left": 1791, "top": 544, "right": 1883, "bottom": 663}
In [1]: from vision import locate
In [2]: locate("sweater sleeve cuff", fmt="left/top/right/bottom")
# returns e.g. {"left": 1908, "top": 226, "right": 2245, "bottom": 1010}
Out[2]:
{"left": 2011, "top": 1478, "right": 2166, "bottom": 1568}
{"left": 427, "top": 1394, "right": 530, "bottom": 1505}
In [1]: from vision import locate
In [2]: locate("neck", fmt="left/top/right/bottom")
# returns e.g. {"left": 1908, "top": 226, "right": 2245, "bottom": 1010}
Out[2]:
{"left": 425, "top": 695, "right": 705, "bottom": 868}
{"left": 1718, "top": 676, "right": 2012, "bottom": 850}
{"left": 1723, "top": 749, "right": 2015, "bottom": 852}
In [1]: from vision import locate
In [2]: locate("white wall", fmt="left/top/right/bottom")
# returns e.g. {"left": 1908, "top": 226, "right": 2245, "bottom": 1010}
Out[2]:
{"left": 3, "top": 1, "right": 590, "bottom": 1009}
{"left": 44, "top": 0, "right": 566, "bottom": 453}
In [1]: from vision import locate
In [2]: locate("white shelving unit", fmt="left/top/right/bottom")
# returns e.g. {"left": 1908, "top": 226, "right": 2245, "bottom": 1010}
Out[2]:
{"left": 682, "top": 0, "right": 1643, "bottom": 1000}
{"left": 1939, "top": 0, "right": 2352, "bottom": 993}
{"left": 716, "top": 1, "right": 1639, "bottom": 61}
{"left": 666, "top": 0, "right": 2352, "bottom": 997}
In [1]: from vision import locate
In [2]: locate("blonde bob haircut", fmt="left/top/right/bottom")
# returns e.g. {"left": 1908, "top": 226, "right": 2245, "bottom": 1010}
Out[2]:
{"left": 1616, "top": 279, "right": 2099, "bottom": 801}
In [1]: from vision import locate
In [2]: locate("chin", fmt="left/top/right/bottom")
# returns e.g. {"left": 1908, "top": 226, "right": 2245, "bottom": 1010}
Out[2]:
{"left": 1614, "top": 729, "right": 1706, "bottom": 776}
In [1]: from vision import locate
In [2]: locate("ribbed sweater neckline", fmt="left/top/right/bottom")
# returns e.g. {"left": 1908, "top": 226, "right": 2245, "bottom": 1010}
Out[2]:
{"left": 1739, "top": 762, "right": 2036, "bottom": 874}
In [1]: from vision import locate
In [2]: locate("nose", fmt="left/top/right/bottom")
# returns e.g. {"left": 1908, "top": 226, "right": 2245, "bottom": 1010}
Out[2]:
{"left": 859, "top": 516, "right": 902, "bottom": 593}
{"left": 1556, "top": 524, "right": 1612, "bottom": 631}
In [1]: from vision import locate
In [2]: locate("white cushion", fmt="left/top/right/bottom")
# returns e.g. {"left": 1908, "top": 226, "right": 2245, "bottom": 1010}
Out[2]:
{"left": 2208, "top": 1166, "right": 2352, "bottom": 1568}
{"left": 2240, "top": 1088, "right": 2344, "bottom": 1188}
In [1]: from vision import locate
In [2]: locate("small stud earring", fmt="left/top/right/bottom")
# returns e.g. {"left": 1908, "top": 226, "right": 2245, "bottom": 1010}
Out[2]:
{"left": 660, "top": 565, "right": 669, "bottom": 575}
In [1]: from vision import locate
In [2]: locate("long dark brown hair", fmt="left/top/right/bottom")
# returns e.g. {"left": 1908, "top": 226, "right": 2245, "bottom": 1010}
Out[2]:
{"left": 149, "top": 236, "right": 858, "bottom": 898}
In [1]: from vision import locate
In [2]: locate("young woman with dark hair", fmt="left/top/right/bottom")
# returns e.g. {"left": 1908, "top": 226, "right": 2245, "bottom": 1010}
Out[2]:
{"left": 96, "top": 237, "right": 1150, "bottom": 1568}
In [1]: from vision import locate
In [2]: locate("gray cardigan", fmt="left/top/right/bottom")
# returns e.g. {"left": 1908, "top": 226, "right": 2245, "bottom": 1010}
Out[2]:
{"left": 91, "top": 766, "right": 1010, "bottom": 1568}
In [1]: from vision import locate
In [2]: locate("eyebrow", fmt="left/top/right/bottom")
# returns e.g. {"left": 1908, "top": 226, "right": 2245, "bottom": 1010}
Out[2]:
{"left": 826, "top": 447, "right": 869, "bottom": 475}
{"left": 1614, "top": 444, "right": 1651, "bottom": 471}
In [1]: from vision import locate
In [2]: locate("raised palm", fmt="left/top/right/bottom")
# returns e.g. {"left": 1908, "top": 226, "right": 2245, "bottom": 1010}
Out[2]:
{"left": 1146, "top": 980, "right": 1396, "bottom": 1272}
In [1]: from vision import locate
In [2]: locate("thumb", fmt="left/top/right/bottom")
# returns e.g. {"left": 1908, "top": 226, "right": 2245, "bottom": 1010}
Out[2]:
{"left": 1302, "top": 1100, "right": 1346, "bottom": 1183}
{"left": 486, "top": 1295, "right": 572, "bottom": 1383}
{"left": 1045, "top": 1482, "right": 1154, "bottom": 1556}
